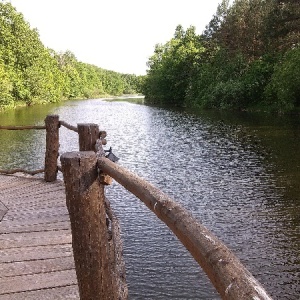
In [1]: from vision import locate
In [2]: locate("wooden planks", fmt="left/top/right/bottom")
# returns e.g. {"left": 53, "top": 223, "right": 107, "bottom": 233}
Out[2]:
{"left": 0, "top": 285, "right": 79, "bottom": 300}
{"left": 0, "top": 202, "right": 7, "bottom": 222}
{"left": 0, "top": 174, "right": 79, "bottom": 299}
{"left": 0, "top": 269, "right": 77, "bottom": 294}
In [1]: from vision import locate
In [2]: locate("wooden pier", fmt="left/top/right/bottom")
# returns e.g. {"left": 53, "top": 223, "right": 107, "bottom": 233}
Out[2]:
{"left": 0, "top": 174, "right": 79, "bottom": 299}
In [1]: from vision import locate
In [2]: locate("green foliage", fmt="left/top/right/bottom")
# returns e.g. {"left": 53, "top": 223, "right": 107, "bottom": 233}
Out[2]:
{"left": 185, "top": 49, "right": 249, "bottom": 109}
{"left": 0, "top": 57, "right": 13, "bottom": 108}
{"left": 241, "top": 55, "right": 275, "bottom": 105}
{"left": 264, "top": 47, "right": 300, "bottom": 111}
{"left": 143, "top": 0, "right": 300, "bottom": 113}
{"left": 143, "top": 25, "right": 204, "bottom": 107}
{"left": 121, "top": 73, "right": 142, "bottom": 94}
{"left": 0, "top": 1, "right": 141, "bottom": 111}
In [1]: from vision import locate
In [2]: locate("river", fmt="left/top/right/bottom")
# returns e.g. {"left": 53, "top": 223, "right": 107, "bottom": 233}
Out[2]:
{"left": 0, "top": 98, "right": 299, "bottom": 299}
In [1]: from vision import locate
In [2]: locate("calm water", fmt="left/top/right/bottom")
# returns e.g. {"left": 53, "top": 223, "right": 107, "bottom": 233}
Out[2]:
{"left": 0, "top": 99, "right": 299, "bottom": 299}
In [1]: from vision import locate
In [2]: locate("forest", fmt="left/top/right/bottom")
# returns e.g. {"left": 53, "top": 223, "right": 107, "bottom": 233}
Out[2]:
{"left": 1, "top": 0, "right": 299, "bottom": 113}
{"left": 142, "top": 0, "right": 300, "bottom": 113}
{"left": 0, "top": 2, "right": 142, "bottom": 110}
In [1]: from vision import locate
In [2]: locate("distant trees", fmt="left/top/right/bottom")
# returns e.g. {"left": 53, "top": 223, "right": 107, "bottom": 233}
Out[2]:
{"left": 144, "top": 25, "right": 204, "bottom": 107}
{"left": 143, "top": 0, "right": 300, "bottom": 112}
{"left": 0, "top": 2, "right": 142, "bottom": 110}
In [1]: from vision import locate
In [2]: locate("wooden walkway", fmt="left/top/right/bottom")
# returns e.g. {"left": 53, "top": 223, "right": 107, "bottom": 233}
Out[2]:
{"left": 0, "top": 174, "right": 79, "bottom": 299}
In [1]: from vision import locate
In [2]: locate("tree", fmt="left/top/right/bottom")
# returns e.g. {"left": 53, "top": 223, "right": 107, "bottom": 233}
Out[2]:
{"left": 0, "top": 55, "right": 13, "bottom": 108}
{"left": 264, "top": 47, "right": 300, "bottom": 111}
{"left": 143, "top": 25, "right": 204, "bottom": 107}
{"left": 262, "top": 0, "right": 300, "bottom": 53}
{"left": 0, "top": 2, "right": 66, "bottom": 105}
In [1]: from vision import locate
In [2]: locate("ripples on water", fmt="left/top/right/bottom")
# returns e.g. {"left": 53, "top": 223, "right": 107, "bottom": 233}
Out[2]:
{"left": 0, "top": 99, "right": 299, "bottom": 299}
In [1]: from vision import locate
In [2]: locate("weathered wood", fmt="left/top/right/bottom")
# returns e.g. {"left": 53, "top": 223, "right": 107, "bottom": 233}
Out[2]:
{"left": 105, "top": 198, "right": 128, "bottom": 299}
{"left": 44, "top": 115, "right": 60, "bottom": 182}
{"left": 0, "top": 220, "right": 70, "bottom": 234}
{"left": 0, "top": 174, "right": 79, "bottom": 298}
{"left": 98, "top": 157, "right": 273, "bottom": 300}
{"left": 0, "top": 201, "right": 7, "bottom": 221}
{"left": 60, "top": 151, "right": 117, "bottom": 300}
{"left": 0, "top": 285, "right": 79, "bottom": 300}
{"left": 0, "top": 176, "right": 42, "bottom": 190}
{"left": 3, "top": 206, "right": 69, "bottom": 223}
{"left": 99, "top": 130, "right": 107, "bottom": 138}
{"left": 99, "top": 173, "right": 113, "bottom": 185}
{"left": 0, "top": 269, "right": 77, "bottom": 295}
{"left": 0, "top": 125, "right": 46, "bottom": 130}
{"left": 0, "top": 244, "right": 73, "bottom": 263}
{"left": 0, "top": 229, "right": 71, "bottom": 250}
{"left": 0, "top": 169, "right": 44, "bottom": 176}
{"left": 59, "top": 120, "right": 78, "bottom": 132}
{"left": 0, "top": 256, "right": 75, "bottom": 278}
{"left": 77, "top": 123, "right": 99, "bottom": 151}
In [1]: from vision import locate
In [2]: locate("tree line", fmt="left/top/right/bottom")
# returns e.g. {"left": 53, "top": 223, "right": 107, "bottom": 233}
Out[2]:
{"left": 0, "top": 1, "right": 143, "bottom": 110}
{"left": 142, "top": 0, "right": 300, "bottom": 112}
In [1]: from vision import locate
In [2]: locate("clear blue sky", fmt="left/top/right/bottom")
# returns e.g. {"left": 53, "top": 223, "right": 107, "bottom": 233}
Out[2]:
{"left": 9, "top": 0, "right": 223, "bottom": 75}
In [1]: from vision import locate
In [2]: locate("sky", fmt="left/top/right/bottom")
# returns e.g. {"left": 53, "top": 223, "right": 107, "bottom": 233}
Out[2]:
{"left": 8, "top": 0, "right": 223, "bottom": 75}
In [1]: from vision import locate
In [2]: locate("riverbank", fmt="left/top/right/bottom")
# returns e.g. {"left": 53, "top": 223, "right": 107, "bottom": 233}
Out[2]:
{"left": 0, "top": 94, "right": 145, "bottom": 113}
{"left": 104, "top": 95, "right": 145, "bottom": 104}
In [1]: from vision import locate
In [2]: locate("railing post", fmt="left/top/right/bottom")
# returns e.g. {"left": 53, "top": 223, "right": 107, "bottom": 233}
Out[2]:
{"left": 44, "top": 115, "right": 59, "bottom": 182}
{"left": 77, "top": 123, "right": 99, "bottom": 151}
{"left": 60, "top": 151, "right": 117, "bottom": 300}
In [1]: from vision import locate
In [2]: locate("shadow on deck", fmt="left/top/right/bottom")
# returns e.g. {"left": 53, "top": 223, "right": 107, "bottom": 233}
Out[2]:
{"left": 0, "top": 174, "right": 79, "bottom": 299}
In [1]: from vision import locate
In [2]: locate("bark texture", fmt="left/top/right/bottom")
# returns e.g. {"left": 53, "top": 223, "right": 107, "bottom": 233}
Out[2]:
{"left": 77, "top": 123, "right": 99, "bottom": 151}
{"left": 44, "top": 115, "right": 59, "bottom": 182}
{"left": 61, "top": 151, "right": 118, "bottom": 300}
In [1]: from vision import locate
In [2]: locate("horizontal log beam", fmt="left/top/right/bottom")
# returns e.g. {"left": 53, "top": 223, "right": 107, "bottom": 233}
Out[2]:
{"left": 98, "top": 157, "right": 273, "bottom": 300}
{"left": 59, "top": 121, "right": 78, "bottom": 133}
{"left": 0, "top": 169, "right": 44, "bottom": 175}
{"left": 0, "top": 125, "right": 46, "bottom": 130}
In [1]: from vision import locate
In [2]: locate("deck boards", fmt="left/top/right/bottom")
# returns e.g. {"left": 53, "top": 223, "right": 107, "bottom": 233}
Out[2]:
{"left": 0, "top": 174, "right": 79, "bottom": 299}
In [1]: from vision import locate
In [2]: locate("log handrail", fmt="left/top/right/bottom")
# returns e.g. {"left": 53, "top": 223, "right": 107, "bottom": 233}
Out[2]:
{"left": 0, "top": 168, "right": 44, "bottom": 175}
{"left": 0, "top": 116, "right": 81, "bottom": 181}
{"left": 0, "top": 116, "right": 274, "bottom": 299}
{"left": 59, "top": 120, "right": 78, "bottom": 132}
{"left": 98, "top": 156, "right": 273, "bottom": 300}
{"left": 0, "top": 125, "right": 46, "bottom": 130}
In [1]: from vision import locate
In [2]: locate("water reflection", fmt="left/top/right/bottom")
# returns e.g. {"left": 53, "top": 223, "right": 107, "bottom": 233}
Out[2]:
{"left": 0, "top": 99, "right": 299, "bottom": 299}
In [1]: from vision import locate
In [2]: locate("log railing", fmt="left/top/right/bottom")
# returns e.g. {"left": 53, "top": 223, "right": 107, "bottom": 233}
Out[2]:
{"left": 0, "top": 115, "right": 106, "bottom": 182}
{"left": 0, "top": 115, "right": 273, "bottom": 300}
{"left": 98, "top": 156, "right": 273, "bottom": 300}
{"left": 0, "top": 115, "right": 60, "bottom": 181}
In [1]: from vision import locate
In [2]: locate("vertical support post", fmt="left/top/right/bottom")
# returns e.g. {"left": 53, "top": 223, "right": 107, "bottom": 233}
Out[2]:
{"left": 77, "top": 123, "right": 99, "bottom": 151}
{"left": 60, "top": 151, "right": 117, "bottom": 300}
{"left": 44, "top": 115, "right": 59, "bottom": 182}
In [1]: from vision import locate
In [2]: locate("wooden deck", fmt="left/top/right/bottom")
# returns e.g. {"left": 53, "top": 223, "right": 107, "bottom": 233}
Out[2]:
{"left": 0, "top": 174, "right": 79, "bottom": 299}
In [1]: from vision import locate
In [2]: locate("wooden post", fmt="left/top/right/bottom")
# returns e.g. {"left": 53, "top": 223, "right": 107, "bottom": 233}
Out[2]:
{"left": 60, "top": 151, "right": 117, "bottom": 300}
{"left": 77, "top": 123, "right": 99, "bottom": 151}
{"left": 44, "top": 115, "right": 59, "bottom": 182}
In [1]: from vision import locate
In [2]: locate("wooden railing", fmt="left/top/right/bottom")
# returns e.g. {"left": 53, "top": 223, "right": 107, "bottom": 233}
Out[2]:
{"left": 0, "top": 115, "right": 273, "bottom": 300}
{"left": 0, "top": 115, "right": 59, "bottom": 180}
{"left": 0, "top": 115, "right": 106, "bottom": 181}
